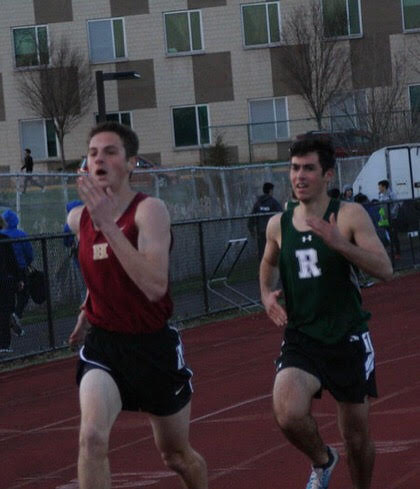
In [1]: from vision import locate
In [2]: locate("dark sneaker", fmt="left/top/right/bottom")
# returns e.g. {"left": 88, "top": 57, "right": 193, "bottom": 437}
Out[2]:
{"left": 305, "top": 446, "right": 339, "bottom": 489}
{"left": 11, "top": 313, "right": 25, "bottom": 337}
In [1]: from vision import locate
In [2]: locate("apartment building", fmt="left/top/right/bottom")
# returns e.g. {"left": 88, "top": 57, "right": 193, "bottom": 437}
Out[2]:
{"left": 0, "top": 0, "right": 420, "bottom": 171}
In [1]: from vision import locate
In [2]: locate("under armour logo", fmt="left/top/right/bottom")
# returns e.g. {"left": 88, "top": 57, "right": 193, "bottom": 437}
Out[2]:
{"left": 302, "top": 235, "right": 312, "bottom": 243}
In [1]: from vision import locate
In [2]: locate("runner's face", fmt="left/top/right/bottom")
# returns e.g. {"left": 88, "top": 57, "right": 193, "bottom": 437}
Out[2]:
{"left": 87, "top": 131, "right": 133, "bottom": 190}
{"left": 290, "top": 152, "right": 332, "bottom": 202}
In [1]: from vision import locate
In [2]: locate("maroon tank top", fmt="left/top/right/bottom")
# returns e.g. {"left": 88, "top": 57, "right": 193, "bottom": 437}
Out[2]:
{"left": 78, "top": 192, "right": 173, "bottom": 334}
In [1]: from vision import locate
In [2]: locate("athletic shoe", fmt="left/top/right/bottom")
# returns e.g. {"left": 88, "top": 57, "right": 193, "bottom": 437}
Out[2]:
{"left": 10, "top": 313, "right": 25, "bottom": 337}
{"left": 305, "top": 446, "right": 339, "bottom": 489}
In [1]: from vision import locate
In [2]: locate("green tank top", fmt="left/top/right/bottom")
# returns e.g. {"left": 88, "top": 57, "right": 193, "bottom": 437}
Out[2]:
{"left": 279, "top": 198, "right": 371, "bottom": 344}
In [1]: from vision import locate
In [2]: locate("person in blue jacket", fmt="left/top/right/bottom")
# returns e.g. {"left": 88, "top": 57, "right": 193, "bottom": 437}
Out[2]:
{"left": 1, "top": 209, "right": 33, "bottom": 336}
{"left": 63, "top": 200, "right": 83, "bottom": 264}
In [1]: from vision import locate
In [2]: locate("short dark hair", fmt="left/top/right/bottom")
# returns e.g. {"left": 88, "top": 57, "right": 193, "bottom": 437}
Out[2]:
{"left": 88, "top": 122, "right": 139, "bottom": 159}
{"left": 289, "top": 138, "right": 335, "bottom": 173}
{"left": 354, "top": 192, "right": 368, "bottom": 203}
{"left": 327, "top": 187, "right": 341, "bottom": 199}
{"left": 378, "top": 179, "right": 389, "bottom": 189}
{"left": 25, "top": 148, "right": 31, "bottom": 154}
{"left": 263, "top": 182, "right": 274, "bottom": 194}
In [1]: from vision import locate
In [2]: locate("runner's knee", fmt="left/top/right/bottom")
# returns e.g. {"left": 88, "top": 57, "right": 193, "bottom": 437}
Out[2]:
{"left": 273, "top": 397, "right": 307, "bottom": 430}
{"left": 340, "top": 423, "right": 370, "bottom": 451}
{"left": 160, "top": 448, "right": 185, "bottom": 473}
{"left": 160, "top": 447, "right": 195, "bottom": 474}
{"left": 79, "top": 425, "right": 108, "bottom": 459}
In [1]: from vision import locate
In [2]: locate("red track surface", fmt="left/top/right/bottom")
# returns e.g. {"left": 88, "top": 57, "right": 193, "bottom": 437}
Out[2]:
{"left": 1, "top": 272, "right": 420, "bottom": 488}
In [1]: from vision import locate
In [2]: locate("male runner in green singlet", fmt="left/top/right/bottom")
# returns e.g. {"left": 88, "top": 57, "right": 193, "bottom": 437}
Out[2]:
{"left": 260, "top": 138, "right": 393, "bottom": 489}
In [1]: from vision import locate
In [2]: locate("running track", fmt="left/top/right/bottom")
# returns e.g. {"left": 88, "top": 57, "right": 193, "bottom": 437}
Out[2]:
{"left": 1, "top": 272, "right": 419, "bottom": 488}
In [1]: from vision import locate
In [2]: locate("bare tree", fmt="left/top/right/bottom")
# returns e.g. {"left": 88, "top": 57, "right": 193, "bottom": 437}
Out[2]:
{"left": 17, "top": 37, "right": 95, "bottom": 169}
{"left": 332, "top": 54, "right": 420, "bottom": 151}
{"left": 276, "top": 0, "right": 351, "bottom": 129}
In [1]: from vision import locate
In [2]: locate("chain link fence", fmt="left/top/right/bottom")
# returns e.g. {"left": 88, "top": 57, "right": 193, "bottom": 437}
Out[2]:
{"left": 0, "top": 157, "right": 367, "bottom": 234}
{"left": 1, "top": 200, "right": 420, "bottom": 364}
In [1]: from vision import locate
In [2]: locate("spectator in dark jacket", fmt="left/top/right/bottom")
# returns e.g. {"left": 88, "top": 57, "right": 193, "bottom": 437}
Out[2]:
{"left": 0, "top": 216, "right": 22, "bottom": 352}
{"left": 249, "top": 182, "right": 283, "bottom": 259}
{"left": 1, "top": 209, "right": 33, "bottom": 336}
{"left": 21, "top": 148, "right": 45, "bottom": 193}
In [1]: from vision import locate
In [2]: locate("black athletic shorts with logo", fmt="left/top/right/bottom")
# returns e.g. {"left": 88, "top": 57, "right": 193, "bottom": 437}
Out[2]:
{"left": 76, "top": 324, "right": 193, "bottom": 416}
{"left": 275, "top": 328, "right": 378, "bottom": 403}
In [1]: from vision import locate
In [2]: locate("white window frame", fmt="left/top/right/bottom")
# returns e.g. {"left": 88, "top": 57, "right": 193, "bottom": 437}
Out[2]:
{"left": 322, "top": 0, "right": 363, "bottom": 39}
{"left": 172, "top": 104, "right": 211, "bottom": 148}
{"left": 164, "top": 10, "right": 204, "bottom": 56}
{"left": 329, "top": 91, "right": 367, "bottom": 131}
{"left": 408, "top": 84, "right": 420, "bottom": 121}
{"left": 401, "top": 0, "right": 420, "bottom": 32}
{"left": 20, "top": 118, "right": 59, "bottom": 160}
{"left": 12, "top": 24, "right": 49, "bottom": 68}
{"left": 95, "top": 111, "right": 132, "bottom": 127}
{"left": 241, "top": 1, "right": 281, "bottom": 48}
{"left": 87, "top": 17, "right": 127, "bottom": 63}
{"left": 248, "top": 97, "right": 289, "bottom": 143}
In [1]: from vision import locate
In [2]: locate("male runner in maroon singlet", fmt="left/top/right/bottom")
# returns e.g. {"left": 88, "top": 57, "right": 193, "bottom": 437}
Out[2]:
{"left": 68, "top": 122, "right": 207, "bottom": 489}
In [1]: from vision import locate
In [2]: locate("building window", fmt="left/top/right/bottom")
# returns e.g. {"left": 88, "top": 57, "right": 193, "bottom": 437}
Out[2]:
{"left": 95, "top": 112, "right": 132, "bottom": 127}
{"left": 322, "top": 0, "right": 362, "bottom": 38}
{"left": 88, "top": 18, "right": 126, "bottom": 63}
{"left": 249, "top": 98, "right": 289, "bottom": 143}
{"left": 172, "top": 105, "right": 210, "bottom": 147}
{"left": 164, "top": 10, "right": 203, "bottom": 55}
{"left": 409, "top": 85, "right": 420, "bottom": 121}
{"left": 241, "top": 2, "right": 281, "bottom": 48}
{"left": 13, "top": 25, "right": 49, "bottom": 68}
{"left": 402, "top": 0, "right": 420, "bottom": 31}
{"left": 329, "top": 91, "right": 366, "bottom": 131}
{"left": 20, "top": 119, "right": 58, "bottom": 159}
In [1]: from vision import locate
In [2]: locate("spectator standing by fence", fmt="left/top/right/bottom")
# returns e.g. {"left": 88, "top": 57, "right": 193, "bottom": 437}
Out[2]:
{"left": 1, "top": 209, "right": 33, "bottom": 337}
{"left": 0, "top": 216, "right": 22, "bottom": 353}
{"left": 341, "top": 185, "right": 354, "bottom": 202}
{"left": 21, "top": 148, "right": 45, "bottom": 193}
{"left": 378, "top": 179, "right": 401, "bottom": 259}
{"left": 248, "top": 182, "right": 283, "bottom": 260}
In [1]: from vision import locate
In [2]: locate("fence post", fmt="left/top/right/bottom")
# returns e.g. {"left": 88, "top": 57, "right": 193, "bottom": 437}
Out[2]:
{"left": 41, "top": 237, "right": 56, "bottom": 349}
{"left": 247, "top": 123, "right": 253, "bottom": 163}
{"left": 198, "top": 221, "right": 209, "bottom": 314}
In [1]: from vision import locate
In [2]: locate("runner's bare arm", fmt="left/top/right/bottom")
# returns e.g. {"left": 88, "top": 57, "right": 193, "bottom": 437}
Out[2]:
{"left": 259, "top": 214, "right": 288, "bottom": 327}
{"left": 97, "top": 197, "right": 171, "bottom": 302}
{"left": 67, "top": 205, "right": 84, "bottom": 240}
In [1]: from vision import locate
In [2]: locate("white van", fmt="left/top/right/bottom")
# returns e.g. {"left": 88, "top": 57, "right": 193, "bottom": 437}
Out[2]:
{"left": 352, "top": 144, "right": 420, "bottom": 201}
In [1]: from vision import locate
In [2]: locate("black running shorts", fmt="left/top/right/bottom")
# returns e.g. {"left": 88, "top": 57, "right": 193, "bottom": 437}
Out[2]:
{"left": 275, "top": 328, "right": 378, "bottom": 403}
{"left": 76, "top": 325, "right": 193, "bottom": 415}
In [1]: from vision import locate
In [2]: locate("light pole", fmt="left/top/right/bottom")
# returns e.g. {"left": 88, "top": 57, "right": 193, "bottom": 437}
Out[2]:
{"left": 95, "top": 70, "right": 141, "bottom": 122}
